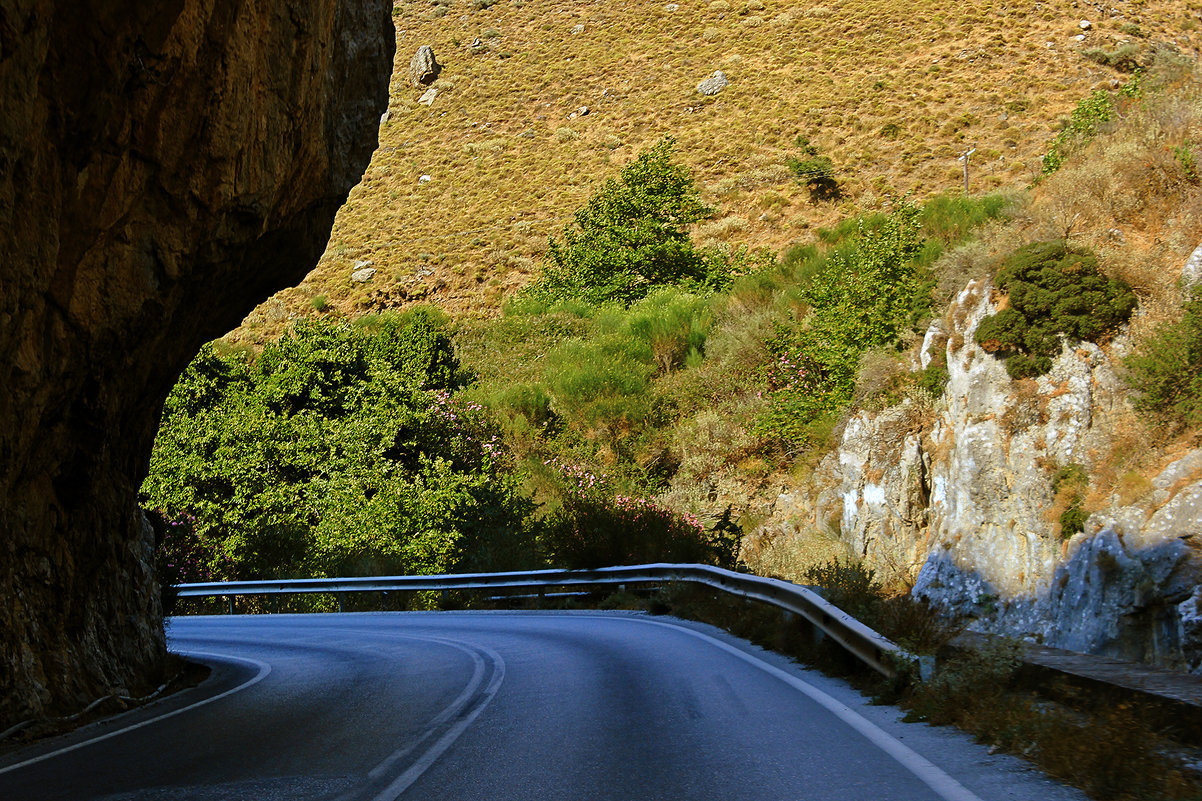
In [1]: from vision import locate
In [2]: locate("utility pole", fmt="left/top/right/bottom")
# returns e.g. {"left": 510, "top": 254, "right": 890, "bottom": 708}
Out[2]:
{"left": 959, "top": 147, "right": 977, "bottom": 195}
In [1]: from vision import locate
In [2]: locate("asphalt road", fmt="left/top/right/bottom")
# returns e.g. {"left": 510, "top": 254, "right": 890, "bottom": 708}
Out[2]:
{"left": 0, "top": 612, "right": 1088, "bottom": 801}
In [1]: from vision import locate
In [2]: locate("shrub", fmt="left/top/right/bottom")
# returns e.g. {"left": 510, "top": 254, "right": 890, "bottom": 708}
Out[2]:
{"left": 918, "top": 362, "right": 950, "bottom": 397}
{"left": 803, "top": 557, "right": 882, "bottom": 621}
{"left": 1082, "top": 43, "right": 1146, "bottom": 72}
{"left": 1051, "top": 463, "right": 1090, "bottom": 539}
{"left": 756, "top": 205, "right": 928, "bottom": 444}
{"left": 1041, "top": 76, "right": 1140, "bottom": 175}
{"left": 1125, "top": 294, "right": 1202, "bottom": 429}
{"left": 143, "top": 316, "right": 537, "bottom": 583}
{"left": 525, "top": 137, "right": 717, "bottom": 306}
{"left": 149, "top": 509, "right": 229, "bottom": 615}
{"left": 974, "top": 242, "right": 1136, "bottom": 378}
{"left": 541, "top": 462, "right": 738, "bottom": 569}
{"left": 918, "top": 193, "right": 1011, "bottom": 244}
{"left": 787, "top": 135, "right": 840, "bottom": 201}
{"left": 1174, "top": 143, "right": 1199, "bottom": 183}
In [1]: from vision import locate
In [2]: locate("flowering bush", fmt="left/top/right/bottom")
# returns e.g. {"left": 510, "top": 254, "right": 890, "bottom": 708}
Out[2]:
{"left": 143, "top": 313, "right": 537, "bottom": 584}
{"left": 541, "top": 460, "right": 737, "bottom": 569}
{"left": 149, "top": 509, "right": 229, "bottom": 614}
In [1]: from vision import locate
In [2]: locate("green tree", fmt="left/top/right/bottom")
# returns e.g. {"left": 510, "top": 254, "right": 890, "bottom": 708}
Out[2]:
{"left": 142, "top": 314, "right": 537, "bottom": 584}
{"left": 531, "top": 137, "right": 716, "bottom": 305}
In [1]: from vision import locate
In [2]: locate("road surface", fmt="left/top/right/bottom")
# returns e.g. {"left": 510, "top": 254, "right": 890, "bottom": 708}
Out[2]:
{"left": 0, "top": 611, "right": 1086, "bottom": 800}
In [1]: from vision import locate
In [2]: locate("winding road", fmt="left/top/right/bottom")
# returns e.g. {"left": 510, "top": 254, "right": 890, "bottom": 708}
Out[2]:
{"left": 0, "top": 612, "right": 1086, "bottom": 801}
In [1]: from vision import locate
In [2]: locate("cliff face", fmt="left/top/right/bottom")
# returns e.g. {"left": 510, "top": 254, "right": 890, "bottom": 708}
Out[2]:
{"left": 0, "top": 0, "right": 394, "bottom": 727}
{"left": 756, "top": 263, "right": 1202, "bottom": 672}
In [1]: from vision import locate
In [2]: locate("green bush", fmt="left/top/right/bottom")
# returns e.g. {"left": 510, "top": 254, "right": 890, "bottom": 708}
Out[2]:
{"left": 918, "top": 193, "right": 1011, "bottom": 244}
{"left": 974, "top": 242, "right": 1136, "bottom": 378}
{"left": 143, "top": 317, "right": 537, "bottom": 583}
{"left": 1041, "top": 76, "right": 1140, "bottom": 175}
{"left": 918, "top": 362, "right": 950, "bottom": 397}
{"left": 803, "top": 557, "right": 883, "bottom": 621}
{"left": 1052, "top": 463, "right": 1090, "bottom": 539}
{"left": 525, "top": 137, "right": 718, "bottom": 306}
{"left": 1174, "top": 143, "right": 1199, "bottom": 183}
{"left": 1125, "top": 294, "right": 1202, "bottom": 429}
{"left": 1082, "top": 43, "right": 1145, "bottom": 72}
{"left": 756, "top": 205, "right": 928, "bottom": 443}
{"left": 541, "top": 462, "right": 737, "bottom": 569}
{"left": 787, "top": 135, "right": 840, "bottom": 201}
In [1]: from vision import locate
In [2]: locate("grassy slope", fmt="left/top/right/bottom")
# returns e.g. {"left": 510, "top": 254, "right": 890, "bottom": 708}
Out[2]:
{"left": 230, "top": 0, "right": 1198, "bottom": 343}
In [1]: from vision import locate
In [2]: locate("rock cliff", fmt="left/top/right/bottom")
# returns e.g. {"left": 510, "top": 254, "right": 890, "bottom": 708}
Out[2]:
{"left": 756, "top": 263, "right": 1202, "bottom": 672}
{"left": 0, "top": 0, "right": 394, "bottom": 728}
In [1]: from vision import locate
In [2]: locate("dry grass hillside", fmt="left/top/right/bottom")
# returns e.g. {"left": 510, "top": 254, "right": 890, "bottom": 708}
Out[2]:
{"left": 231, "top": 0, "right": 1199, "bottom": 342}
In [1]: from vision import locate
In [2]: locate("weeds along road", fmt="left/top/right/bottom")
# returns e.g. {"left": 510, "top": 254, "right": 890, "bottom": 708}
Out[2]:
{"left": 0, "top": 612, "right": 1088, "bottom": 801}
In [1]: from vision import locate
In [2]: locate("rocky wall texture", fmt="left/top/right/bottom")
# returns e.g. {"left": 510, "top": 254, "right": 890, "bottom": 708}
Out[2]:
{"left": 0, "top": 0, "right": 394, "bottom": 728}
{"left": 753, "top": 265, "right": 1202, "bottom": 672}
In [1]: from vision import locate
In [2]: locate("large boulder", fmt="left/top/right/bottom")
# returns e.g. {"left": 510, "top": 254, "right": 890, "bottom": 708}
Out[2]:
{"left": 408, "top": 45, "right": 441, "bottom": 87}
{"left": 0, "top": 0, "right": 394, "bottom": 728}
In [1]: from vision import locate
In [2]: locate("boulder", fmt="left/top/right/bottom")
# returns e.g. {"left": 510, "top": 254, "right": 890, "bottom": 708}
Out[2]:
{"left": 408, "top": 45, "right": 441, "bottom": 87}
{"left": 697, "top": 70, "right": 730, "bottom": 96}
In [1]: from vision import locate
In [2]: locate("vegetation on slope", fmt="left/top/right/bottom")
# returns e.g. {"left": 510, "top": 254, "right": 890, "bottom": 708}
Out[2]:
{"left": 229, "top": 0, "right": 1198, "bottom": 339}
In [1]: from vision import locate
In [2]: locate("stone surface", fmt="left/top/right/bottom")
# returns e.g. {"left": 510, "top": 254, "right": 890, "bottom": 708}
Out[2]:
{"left": 408, "top": 45, "right": 440, "bottom": 87}
{"left": 0, "top": 0, "right": 394, "bottom": 729}
{"left": 761, "top": 274, "right": 1202, "bottom": 672}
{"left": 351, "top": 267, "right": 378, "bottom": 283}
{"left": 1183, "top": 241, "right": 1202, "bottom": 290}
{"left": 697, "top": 70, "right": 730, "bottom": 96}
{"left": 418, "top": 87, "right": 438, "bottom": 106}
{"left": 1182, "top": 589, "right": 1202, "bottom": 673}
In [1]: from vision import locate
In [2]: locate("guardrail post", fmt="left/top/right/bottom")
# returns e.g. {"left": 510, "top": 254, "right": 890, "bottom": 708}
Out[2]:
{"left": 337, "top": 593, "right": 344, "bottom": 613}
{"left": 226, "top": 595, "right": 233, "bottom": 615}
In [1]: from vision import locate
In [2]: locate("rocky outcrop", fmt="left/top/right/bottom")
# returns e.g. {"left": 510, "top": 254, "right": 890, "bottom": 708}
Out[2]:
{"left": 0, "top": 0, "right": 394, "bottom": 728}
{"left": 757, "top": 271, "right": 1202, "bottom": 672}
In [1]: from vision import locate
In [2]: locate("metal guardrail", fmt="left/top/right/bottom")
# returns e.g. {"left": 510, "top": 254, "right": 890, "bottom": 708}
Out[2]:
{"left": 177, "top": 563, "right": 904, "bottom": 678}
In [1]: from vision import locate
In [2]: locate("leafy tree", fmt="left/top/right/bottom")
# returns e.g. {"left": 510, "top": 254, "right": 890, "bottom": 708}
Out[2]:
{"left": 143, "top": 313, "right": 537, "bottom": 584}
{"left": 755, "top": 206, "right": 927, "bottom": 444}
{"left": 529, "top": 137, "right": 717, "bottom": 305}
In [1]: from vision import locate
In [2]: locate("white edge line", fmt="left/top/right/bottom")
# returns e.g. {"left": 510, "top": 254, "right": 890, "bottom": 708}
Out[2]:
{"left": 372, "top": 639, "right": 506, "bottom": 801}
{"left": 0, "top": 650, "right": 272, "bottom": 777}
{"left": 631, "top": 617, "right": 988, "bottom": 801}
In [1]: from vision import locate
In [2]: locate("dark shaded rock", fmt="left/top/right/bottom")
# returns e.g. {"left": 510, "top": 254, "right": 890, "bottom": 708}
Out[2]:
{"left": 0, "top": 0, "right": 394, "bottom": 729}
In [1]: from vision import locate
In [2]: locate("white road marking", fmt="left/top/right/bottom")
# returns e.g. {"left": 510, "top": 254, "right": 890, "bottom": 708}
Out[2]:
{"left": 0, "top": 650, "right": 271, "bottom": 777}
{"left": 632, "top": 617, "right": 988, "bottom": 801}
{"left": 362, "top": 636, "right": 506, "bottom": 801}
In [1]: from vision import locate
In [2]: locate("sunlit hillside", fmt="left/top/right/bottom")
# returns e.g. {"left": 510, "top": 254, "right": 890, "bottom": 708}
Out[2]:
{"left": 228, "top": 0, "right": 1199, "bottom": 342}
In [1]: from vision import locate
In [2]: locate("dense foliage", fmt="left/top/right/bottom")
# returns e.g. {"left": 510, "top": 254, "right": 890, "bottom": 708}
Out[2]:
{"left": 755, "top": 205, "right": 929, "bottom": 444}
{"left": 540, "top": 461, "right": 740, "bottom": 569}
{"left": 1125, "top": 292, "right": 1202, "bottom": 429}
{"left": 974, "top": 242, "right": 1136, "bottom": 379}
{"left": 142, "top": 311, "right": 537, "bottom": 583}
{"left": 523, "top": 137, "right": 727, "bottom": 306}
{"left": 1041, "top": 75, "right": 1140, "bottom": 175}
